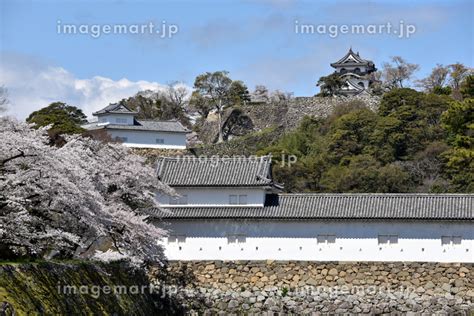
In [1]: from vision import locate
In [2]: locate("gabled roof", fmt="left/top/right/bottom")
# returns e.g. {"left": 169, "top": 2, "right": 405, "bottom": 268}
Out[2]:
{"left": 342, "top": 79, "right": 366, "bottom": 92}
{"left": 82, "top": 119, "right": 189, "bottom": 133}
{"left": 157, "top": 193, "right": 474, "bottom": 220}
{"left": 156, "top": 156, "right": 276, "bottom": 187}
{"left": 93, "top": 103, "right": 138, "bottom": 116}
{"left": 331, "top": 48, "right": 374, "bottom": 68}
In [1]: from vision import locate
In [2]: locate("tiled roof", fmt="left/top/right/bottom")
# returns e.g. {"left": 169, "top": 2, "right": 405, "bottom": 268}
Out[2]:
{"left": 157, "top": 194, "right": 474, "bottom": 220}
{"left": 331, "top": 48, "right": 374, "bottom": 67}
{"left": 83, "top": 119, "right": 189, "bottom": 133}
{"left": 93, "top": 103, "right": 138, "bottom": 115}
{"left": 156, "top": 156, "right": 275, "bottom": 187}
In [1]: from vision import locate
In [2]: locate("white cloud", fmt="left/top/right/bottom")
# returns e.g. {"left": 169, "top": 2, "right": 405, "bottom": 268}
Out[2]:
{"left": 0, "top": 53, "right": 174, "bottom": 119}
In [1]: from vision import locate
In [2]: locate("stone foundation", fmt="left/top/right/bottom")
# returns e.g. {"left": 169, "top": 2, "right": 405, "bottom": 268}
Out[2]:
{"left": 285, "top": 95, "right": 380, "bottom": 129}
{"left": 195, "top": 95, "right": 381, "bottom": 146}
{"left": 153, "top": 261, "right": 474, "bottom": 314}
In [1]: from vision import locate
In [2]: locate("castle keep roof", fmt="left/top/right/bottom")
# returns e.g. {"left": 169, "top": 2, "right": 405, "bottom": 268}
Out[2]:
{"left": 330, "top": 48, "right": 375, "bottom": 69}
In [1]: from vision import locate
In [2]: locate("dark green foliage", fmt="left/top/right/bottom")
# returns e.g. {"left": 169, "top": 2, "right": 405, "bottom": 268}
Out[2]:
{"left": 120, "top": 95, "right": 162, "bottom": 119}
{"left": 376, "top": 89, "right": 450, "bottom": 161}
{"left": 440, "top": 98, "right": 474, "bottom": 192}
{"left": 26, "top": 102, "right": 87, "bottom": 135}
{"left": 460, "top": 75, "right": 474, "bottom": 99}
{"left": 432, "top": 86, "right": 452, "bottom": 95}
{"left": 229, "top": 80, "right": 251, "bottom": 105}
{"left": 316, "top": 73, "right": 348, "bottom": 97}
{"left": 193, "top": 126, "right": 284, "bottom": 157}
{"left": 221, "top": 108, "right": 254, "bottom": 141}
{"left": 192, "top": 71, "right": 250, "bottom": 142}
{"left": 258, "top": 89, "right": 472, "bottom": 192}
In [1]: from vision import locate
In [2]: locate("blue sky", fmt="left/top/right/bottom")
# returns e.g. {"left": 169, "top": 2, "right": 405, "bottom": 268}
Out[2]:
{"left": 1, "top": 0, "right": 473, "bottom": 118}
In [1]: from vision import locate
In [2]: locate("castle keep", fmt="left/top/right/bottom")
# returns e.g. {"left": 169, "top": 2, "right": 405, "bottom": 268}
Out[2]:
{"left": 330, "top": 48, "right": 377, "bottom": 95}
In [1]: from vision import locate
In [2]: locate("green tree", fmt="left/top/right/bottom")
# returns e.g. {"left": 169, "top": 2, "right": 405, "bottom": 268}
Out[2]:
{"left": 432, "top": 86, "right": 452, "bottom": 96}
{"left": 189, "top": 90, "right": 212, "bottom": 119}
{"left": 378, "top": 88, "right": 421, "bottom": 116}
{"left": 441, "top": 98, "right": 474, "bottom": 148}
{"left": 376, "top": 89, "right": 450, "bottom": 160}
{"left": 316, "top": 73, "right": 347, "bottom": 97}
{"left": 221, "top": 108, "right": 254, "bottom": 141}
{"left": 120, "top": 95, "right": 162, "bottom": 119}
{"left": 26, "top": 102, "right": 87, "bottom": 135}
{"left": 441, "top": 98, "right": 474, "bottom": 192}
{"left": 193, "top": 71, "right": 248, "bottom": 143}
{"left": 229, "top": 80, "right": 251, "bottom": 105}
{"left": 327, "top": 108, "right": 378, "bottom": 163}
{"left": 320, "top": 155, "right": 412, "bottom": 193}
{"left": 253, "top": 86, "right": 461, "bottom": 193}
{"left": 448, "top": 63, "right": 469, "bottom": 99}
{"left": 460, "top": 75, "right": 474, "bottom": 99}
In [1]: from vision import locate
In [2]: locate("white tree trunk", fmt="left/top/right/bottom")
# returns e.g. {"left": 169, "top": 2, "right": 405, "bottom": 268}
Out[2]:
{"left": 217, "top": 99, "right": 224, "bottom": 143}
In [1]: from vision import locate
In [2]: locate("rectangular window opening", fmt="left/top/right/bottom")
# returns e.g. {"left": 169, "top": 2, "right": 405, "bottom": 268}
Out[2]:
{"left": 317, "top": 234, "right": 336, "bottom": 245}
{"left": 239, "top": 195, "right": 247, "bottom": 204}
{"left": 229, "top": 195, "right": 238, "bottom": 205}
{"left": 227, "top": 234, "right": 246, "bottom": 244}
{"left": 168, "top": 235, "right": 186, "bottom": 244}
{"left": 442, "top": 236, "right": 462, "bottom": 246}
{"left": 378, "top": 235, "right": 398, "bottom": 245}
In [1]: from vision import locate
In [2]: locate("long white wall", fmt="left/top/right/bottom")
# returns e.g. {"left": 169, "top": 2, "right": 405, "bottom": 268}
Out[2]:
{"left": 157, "top": 188, "right": 267, "bottom": 207}
{"left": 157, "top": 219, "right": 474, "bottom": 263}
{"left": 108, "top": 129, "right": 186, "bottom": 149}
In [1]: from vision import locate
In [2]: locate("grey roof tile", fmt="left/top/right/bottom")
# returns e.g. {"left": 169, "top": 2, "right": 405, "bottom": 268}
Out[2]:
{"left": 83, "top": 119, "right": 189, "bottom": 133}
{"left": 93, "top": 103, "right": 138, "bottom": 115}
{"left": 331, "top": 48, "right": 374, "bottom": 67}
{"left": 157, "top": 193, "right": 474, "bottom": 220}
{"left": 156, "top": 156, "right": 274, "bottom": 187}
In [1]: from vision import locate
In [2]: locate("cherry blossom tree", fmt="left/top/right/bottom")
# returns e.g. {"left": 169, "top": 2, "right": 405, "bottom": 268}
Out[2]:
{"left": 0, "top": 118, "right": 172, "bottom": 266}
{"left": 0, "top": 86, "right": 8, "bottom": 113}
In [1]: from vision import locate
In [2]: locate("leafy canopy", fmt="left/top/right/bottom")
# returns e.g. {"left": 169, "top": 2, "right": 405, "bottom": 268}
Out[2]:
{"left": 258, "top": 88, "right": 469, "bottom": 193}
{"left": 26, "top": 102, "right": 87, "bottom": 135}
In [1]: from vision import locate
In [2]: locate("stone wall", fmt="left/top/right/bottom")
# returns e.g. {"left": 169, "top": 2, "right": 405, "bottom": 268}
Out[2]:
{"left": 0, "top": 261, "right": 186, "bottom": 315}
{"left": 194, "top": 95, "right": 381, "bottom": 146}
{"left": 284, "top": 95, "right": 381, "bottom": 129}
{"left": 154, "top": 260, "right": 474, "bottom": 314}
{"left": 242, "top": 95, "right": 381, "bottom": 131}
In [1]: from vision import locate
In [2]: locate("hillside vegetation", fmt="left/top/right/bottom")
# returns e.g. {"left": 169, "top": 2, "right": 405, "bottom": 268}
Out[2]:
{"left": 255, "top": 88, "right": 473, "bottom": 193}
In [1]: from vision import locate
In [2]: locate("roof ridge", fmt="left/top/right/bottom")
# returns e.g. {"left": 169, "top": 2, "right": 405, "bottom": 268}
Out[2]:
{"left": 93, "top": 102, "right": 138, "bottom": 115}
{"left": 278, "top": 193, "right": 474, "bottom": 197}
{"left": 137, "top": 119, "right": 180, "bottom": 122}
{"left": 159, "top": 155, "right": 272, "bottom": 161}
